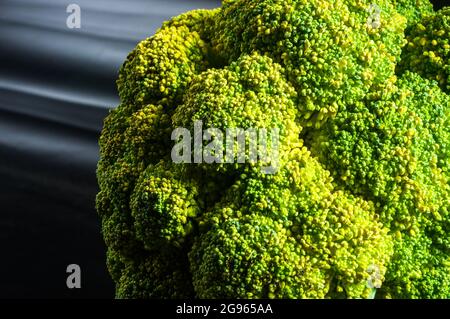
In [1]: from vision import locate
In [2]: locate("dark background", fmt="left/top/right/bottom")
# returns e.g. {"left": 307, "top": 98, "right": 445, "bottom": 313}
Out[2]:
{"left": 0, "top": 0, "right": 447, "bottom": 298}
{"left": 0, "top": 0, "right": 220, "bottom": 298}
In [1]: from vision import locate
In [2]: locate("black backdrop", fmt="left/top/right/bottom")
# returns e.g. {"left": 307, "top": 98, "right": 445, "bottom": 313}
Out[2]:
{"left": 0, "top": 0, "right": 220, "bottom": 298}
{"left": 0, "top": 0, "right": 447, "bottom": 298}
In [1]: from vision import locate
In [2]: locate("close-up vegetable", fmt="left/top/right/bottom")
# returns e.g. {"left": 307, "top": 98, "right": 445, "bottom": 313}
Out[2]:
{"left": 96, "top": 0, "right": 450, "bottom": 299}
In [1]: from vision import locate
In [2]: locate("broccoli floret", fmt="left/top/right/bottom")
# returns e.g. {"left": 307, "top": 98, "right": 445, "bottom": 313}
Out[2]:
{"left": 108, "top": 248, "right": 195, "bottom": 299}
{"left": 172, "top": 52, "right": 301, "bottom": 175}
{"left": 399, "top": 7, "right": 450, "bottom": 92}
{"left": 130, "top": 161, "right": 200, "bottom": 249}
{"left": 392, "top": 0, "right": 433, "bottom": 25}
{"left": 190, "top": 148, "right": 392, "bottom": 299}
{"left": 116, "top": 17, "right": 213, "bottom": 107}
{"left": 380, "top": 234, "right": 450, "bottom": 298}
{"left": 309, "top": 71, "right": 450, "bottom": 298}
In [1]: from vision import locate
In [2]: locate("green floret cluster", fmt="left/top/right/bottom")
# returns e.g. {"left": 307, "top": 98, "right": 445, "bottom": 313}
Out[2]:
{"left": 97, "top": 0, "right": 450, "bottom": 299}
{"left": 399, "top": 7, "right": 450, "bottom": 93}
{"left": 212, "top": 0, "right": 406, "bottom": 128}
{"left": 309, "top": 71, "right": 450, "bottom": 298}
{"left": 392, "top": 0, "right": 433, "bottom": 25}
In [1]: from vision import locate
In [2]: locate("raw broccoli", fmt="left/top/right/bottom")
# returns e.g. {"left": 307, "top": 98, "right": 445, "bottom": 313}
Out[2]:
{"left": 96, "top": 0, "right": 450, "bottom": 299}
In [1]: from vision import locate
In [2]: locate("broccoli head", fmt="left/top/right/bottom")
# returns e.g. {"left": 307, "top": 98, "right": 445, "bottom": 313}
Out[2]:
{"left": 96, "top": 0, "right": 449, "bottom": 299}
